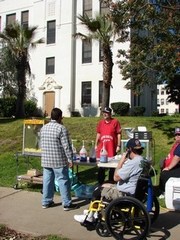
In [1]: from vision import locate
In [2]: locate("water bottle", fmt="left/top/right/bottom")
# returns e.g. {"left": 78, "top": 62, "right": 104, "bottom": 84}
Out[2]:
{"left": 89, "top": 141, "right": 96, "bottom": 163}
{"left": 72, "top": 139, "right": 77, "bottom": 161}
{"left": 100, "top": 141, "right": 108, "bottom": 163}
{"left": 79, "top": 140, "right": 87, "bottom": 162}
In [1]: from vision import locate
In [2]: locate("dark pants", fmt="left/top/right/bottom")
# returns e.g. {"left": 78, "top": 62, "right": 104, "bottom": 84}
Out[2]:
{"left": 97, "top": 167, "right": 115, "bottom": 185}
{"left": 159, "top": 165, "right": 180, "bottom": 192}
{"left": 92, "top": 185, "right": 103, "bottom": 200}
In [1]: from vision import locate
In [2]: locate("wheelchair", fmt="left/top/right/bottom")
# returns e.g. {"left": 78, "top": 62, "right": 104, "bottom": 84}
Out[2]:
{"left": 81, "top": 164, "right": 160, "bottom": 240}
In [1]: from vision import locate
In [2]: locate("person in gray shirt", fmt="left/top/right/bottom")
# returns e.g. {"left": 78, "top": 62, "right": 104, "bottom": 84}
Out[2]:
{"left": 40, "top": 108, "right": 77, "bottom": 211}
{"left": 74, "top": 138, "right": 145, "bottom": 223}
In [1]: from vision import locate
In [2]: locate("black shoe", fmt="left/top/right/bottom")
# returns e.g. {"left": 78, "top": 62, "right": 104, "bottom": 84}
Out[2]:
{"left": 63, "top": 203, "right": 78, "bottom": 211}
{"left": 42, "top": 201, "right": 54, "bottom": 209}
{"left": 153, "top": 186, "right": 163, "bottom": 197}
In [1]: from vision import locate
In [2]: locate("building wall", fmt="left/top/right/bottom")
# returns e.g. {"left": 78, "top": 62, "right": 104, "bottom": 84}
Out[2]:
{"left": 0, "top": 0, "right": 131, "bottom": 117}
{"left": 157, "top": 84, "right": 179, "bottom": 115}
{"left": 0, "top": 0, "right": 157, "bottom": 117}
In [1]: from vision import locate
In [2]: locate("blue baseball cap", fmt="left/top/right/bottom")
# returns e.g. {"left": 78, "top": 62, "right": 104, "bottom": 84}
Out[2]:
{"left": 126, "top": 138, "right": 144, "bottom": 149}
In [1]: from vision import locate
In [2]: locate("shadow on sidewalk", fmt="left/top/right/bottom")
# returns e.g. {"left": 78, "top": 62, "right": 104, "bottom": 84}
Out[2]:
{"left": 148, "top": 210, "right": 180, "bottom": 239}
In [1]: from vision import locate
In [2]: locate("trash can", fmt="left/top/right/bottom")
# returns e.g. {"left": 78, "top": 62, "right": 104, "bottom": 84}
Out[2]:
{"left": 165, "top": 177, "right": 180, "bottom": 211}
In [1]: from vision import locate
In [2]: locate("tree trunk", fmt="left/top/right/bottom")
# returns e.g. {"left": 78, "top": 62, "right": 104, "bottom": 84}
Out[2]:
{"left": 102, "top": 83, "right": 110, "bottom": 110}
{"left": 101, "top": 45, "right": 114, "bottom": 111}
{"left": 15, "top": 58, "right": 26, "bottom": 118}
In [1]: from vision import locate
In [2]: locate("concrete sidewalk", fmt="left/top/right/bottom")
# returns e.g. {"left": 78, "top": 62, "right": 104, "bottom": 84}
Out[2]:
{"left": 0, "top": 187, "right": 179, "bottom": 240}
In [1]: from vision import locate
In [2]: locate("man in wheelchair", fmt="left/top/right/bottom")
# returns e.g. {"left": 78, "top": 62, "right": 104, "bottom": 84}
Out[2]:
{"left": 74, "top": 138, "right": 148, "bottom": 224}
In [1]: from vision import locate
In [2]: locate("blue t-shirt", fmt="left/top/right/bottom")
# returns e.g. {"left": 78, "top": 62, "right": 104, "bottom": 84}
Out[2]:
{"left": 174, "top": 144, "right": 180, "bottom": 157}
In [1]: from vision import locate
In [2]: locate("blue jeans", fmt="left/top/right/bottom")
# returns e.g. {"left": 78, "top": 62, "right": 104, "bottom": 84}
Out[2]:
{"left": 42, "top": 166, "right": 71, "bottom": 206}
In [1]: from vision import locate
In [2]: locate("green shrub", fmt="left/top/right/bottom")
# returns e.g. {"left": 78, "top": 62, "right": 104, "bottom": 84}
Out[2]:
{"left": 24, "top": 100, "right": 37, "bottom": 117}
{"left": 71, "top": 111, "right": 81, "bottom": 117}
{"left": 25, "top": 100, "right": 43, "bottom": 118}
{"left": 0, "top": 97, "right": 16, "bottom": 117}
{"left": 111, "top": 102, "right": 130, "bottom": 116}
{"left": 152, "top": 111, "right": 159, "bottom": 116}
{"left": 133, "top": 106, "right": 145, "bottom": 116}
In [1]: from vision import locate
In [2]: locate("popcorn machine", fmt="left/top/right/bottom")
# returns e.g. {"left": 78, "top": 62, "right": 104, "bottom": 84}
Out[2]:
{"left": 22, "top": 119, "right": 45, "bottom": 154}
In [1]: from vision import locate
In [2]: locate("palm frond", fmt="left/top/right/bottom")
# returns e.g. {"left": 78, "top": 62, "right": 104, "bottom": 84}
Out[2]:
{"left": 74, "top": 32, "right": 88, "bottom": 40}
{"left": 78, "top": 14, "right": 101, "bottom": 32}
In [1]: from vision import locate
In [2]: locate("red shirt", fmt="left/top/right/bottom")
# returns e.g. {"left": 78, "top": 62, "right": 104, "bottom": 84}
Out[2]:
{"left": 96, "top": 118, "right": 121, "bottom": 158}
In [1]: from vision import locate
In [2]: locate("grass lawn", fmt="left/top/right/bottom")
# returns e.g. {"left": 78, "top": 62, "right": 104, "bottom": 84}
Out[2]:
{"left": 0, "top": 115, "right": 179, "bottom": 189}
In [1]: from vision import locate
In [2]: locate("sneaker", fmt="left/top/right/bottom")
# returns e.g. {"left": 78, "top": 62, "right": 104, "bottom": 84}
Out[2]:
{"left": 42, "top": 201, "right": 54, "bottom": 209}
{"left": 63, "top": 203, "right": 78, "bottom": 211}
{"left": 74, "top": 214, "right": 93, "bottom": 223}
{"left": 94, "top": 212, "right": 98, "bottom": 219}
{"left": 159, "top": 193, "right": 165, "bottom": 199}
{"left": 83, "top": 209, "right": 89, "bottom": 215}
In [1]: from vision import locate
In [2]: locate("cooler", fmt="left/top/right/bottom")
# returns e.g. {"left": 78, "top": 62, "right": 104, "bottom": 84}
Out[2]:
{"left": 165, "top": 177, "right": 180, "bottom": 211}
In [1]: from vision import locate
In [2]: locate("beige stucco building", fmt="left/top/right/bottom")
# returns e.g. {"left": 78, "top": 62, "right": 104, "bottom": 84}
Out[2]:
{"left": 0, "top": 0, "right": 159, "bottom": 117}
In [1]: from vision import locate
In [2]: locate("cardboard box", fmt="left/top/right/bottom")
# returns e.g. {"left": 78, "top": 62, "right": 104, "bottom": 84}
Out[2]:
{"left": 27, "top": 169, "right": 42, "bottom": 177}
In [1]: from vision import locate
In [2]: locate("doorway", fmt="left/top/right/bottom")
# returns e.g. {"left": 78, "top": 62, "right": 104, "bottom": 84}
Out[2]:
{"left": 44, "top": 91, "right": 55, "bottom": 117}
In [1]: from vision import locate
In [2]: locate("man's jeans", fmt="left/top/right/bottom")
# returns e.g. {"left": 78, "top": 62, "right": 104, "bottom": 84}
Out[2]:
{"left": 42, "top": 166, "right": 71, "bottom": 206}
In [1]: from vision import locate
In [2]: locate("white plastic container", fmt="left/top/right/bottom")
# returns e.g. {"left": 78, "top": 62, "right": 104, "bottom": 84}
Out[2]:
{"left": 165, "top": 177, "right": 180, "bottom": 211}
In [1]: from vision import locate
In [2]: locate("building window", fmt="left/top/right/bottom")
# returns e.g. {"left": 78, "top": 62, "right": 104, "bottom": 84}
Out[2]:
{"left": 47, "top": 20, "right": 56, "bottom": 44}
{"left": 100, "top": 1, "right": 109, "bottom": 15}
{"left": 0, "top": 16, "right": 1, "bottom": 32}
{"left": 161, "top": 99, "right": 164, "bottom": 105}
{"left": 82, "top": 40, "right": 92, "bottom": 63}
{"left": 157, "top": 89, "right": 159, "bottom": 95}
{"left": 133, "top": 92, "right": 140, "bottom": 106}
{"left": 161, "top": 89, "right": 164, "bottom": 95}
{"left": 83, "top": 0, "right": 92, "bottom": 17}
{"left": 161, "top": 109, "right": 164, "bottom": 113}
{"left": 21, "top": 11, "right": 29, "bottom": 28}
{"left": 166, "top": 99, "right": 169, "bottom": 105}
{"left": 166, "top": 109, "right": 169, "bottom": 114}
{"left": 6, "top": 13, "right": 16, "bottom": 26}
{"left": 81, "top": 81, "right": 91, "bottom": 107}
{"left": 46, "top": 57, "right": 55, "bottom": 74}
{"left": 99, "top": 41, "right": 103, "bottom": 62}
{"left": 99, "top": 80, "right": 103, "bottom": 106}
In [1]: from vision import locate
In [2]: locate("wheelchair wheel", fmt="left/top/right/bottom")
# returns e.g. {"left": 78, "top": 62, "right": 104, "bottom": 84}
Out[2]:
{"left": 105, "top": 196, "right": 151, "bottom": 240}
{"left": 143, "top": 195, "right": 160, "bottom": 224}
{"left": 96, "top": 221, "right": 111, "bottom": 237}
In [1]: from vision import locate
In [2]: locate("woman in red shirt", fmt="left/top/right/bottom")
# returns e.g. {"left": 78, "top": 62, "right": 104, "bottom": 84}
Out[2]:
{"left": 95, "top": 107, "right": 121, "bottom": 184}
{"left": 159, "top": 127, "right": 180, "bottom": 193}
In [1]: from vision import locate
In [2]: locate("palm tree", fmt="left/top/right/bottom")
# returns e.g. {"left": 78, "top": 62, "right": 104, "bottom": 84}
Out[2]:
{"left": 76, "top": 13, "right": 123, "bottom": 111}
{"left": 0, "top": 22, "right": 44, "bottom": 118}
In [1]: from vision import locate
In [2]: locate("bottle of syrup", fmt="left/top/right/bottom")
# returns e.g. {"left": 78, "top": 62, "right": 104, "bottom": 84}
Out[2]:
{"left": 89, "top": 141, "right": 96, "bottom": 163}
{"left": 79, "top": 140, "right": 87, "bottom": 162}
{"left": 100, "top": 141, "right": 108, "bottom": 163}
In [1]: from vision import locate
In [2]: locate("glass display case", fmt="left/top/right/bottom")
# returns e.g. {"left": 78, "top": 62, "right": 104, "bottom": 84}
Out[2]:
{"left": 121, "top": 131, "right": 154, "bottom": 162}
{"left": 22, "top": 119, "right": 45, "bottom": 154}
